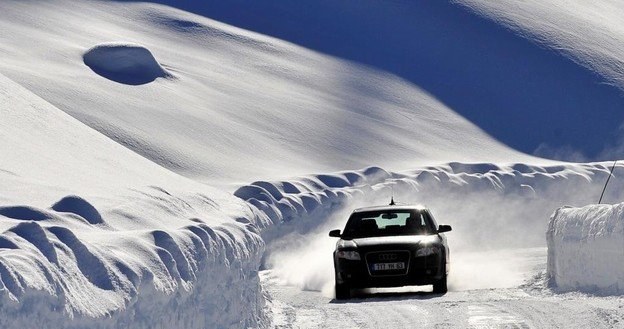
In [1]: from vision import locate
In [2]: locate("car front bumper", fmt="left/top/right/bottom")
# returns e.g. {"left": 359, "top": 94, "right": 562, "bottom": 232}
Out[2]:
{"left": 334, "top": 251, "right": 446, "bottom": 288}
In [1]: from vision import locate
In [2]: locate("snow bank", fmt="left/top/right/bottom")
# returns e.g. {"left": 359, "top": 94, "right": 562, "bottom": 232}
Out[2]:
{"left": 547, "top": 203, "right": 624, "bottom": 294}
{"left": 83, "top": 43, "right": 173, "bottom": 85}
{"left": 235, "top": 162, "right": 622, "bottom": 294}
{"left": 0, "top": 194, "right": 267, "bottom": 329}
{"left": 237, "top": 162, "right": 616, "bottom": 248}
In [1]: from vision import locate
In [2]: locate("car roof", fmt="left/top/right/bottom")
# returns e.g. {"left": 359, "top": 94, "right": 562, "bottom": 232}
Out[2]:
{"left": 352, "top": 204, "right": 428, "bottom": 213}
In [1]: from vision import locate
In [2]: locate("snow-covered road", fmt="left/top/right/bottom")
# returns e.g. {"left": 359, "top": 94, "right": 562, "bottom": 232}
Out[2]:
{"left": 262, "top": 248, "right": 624, "bottom": 328}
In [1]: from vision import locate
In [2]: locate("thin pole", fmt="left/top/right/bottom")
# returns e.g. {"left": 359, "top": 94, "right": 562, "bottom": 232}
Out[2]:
{"left": 598, "top": 160, "right": 618, "bottom": 204}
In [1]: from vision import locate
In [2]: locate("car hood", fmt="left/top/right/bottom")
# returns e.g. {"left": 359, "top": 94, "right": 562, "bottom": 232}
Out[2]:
{"left": 350, "top": 235, "right": 439, "bottom": 247}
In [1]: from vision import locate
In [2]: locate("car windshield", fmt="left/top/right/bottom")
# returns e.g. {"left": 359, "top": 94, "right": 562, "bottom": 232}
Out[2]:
{"left": 342, "top": 210, "right": 435, "bottom": 239}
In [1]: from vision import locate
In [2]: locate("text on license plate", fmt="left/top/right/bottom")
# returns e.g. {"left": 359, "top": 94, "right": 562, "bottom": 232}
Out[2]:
{"left": 372, "top": 262, "right": 405, "bottom": 271}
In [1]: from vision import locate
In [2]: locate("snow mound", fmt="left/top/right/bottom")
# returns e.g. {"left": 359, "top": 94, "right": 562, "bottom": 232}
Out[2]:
{"left": 83, "top": 43, "right": 172, "bottom": 85}
{"left": 51, "top": 196, "right": 104, "bottom": 225}
{"left": 547, "top": 203, "right": 624, "bottom": 294}
{"left": 0, "top": 206, "right": 54, "bottom": 222}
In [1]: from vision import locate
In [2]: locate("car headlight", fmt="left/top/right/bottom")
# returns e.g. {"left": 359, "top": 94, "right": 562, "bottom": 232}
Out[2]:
{"left": 336, "top": 250, "right": 361, "bottom": 260}
{"left": 416, "top": 246, "right": 440, "bottom": 257}
{"left": 337, "top": 239, "right": 357, "bottom": 249}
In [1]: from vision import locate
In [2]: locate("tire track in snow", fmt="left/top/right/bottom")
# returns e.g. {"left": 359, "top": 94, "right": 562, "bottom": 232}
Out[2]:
{"left": 467, "top": 303, "right": 529, "bottom": 328}
{"left": 262, "top": 248, "right": 624, "bottom": 328}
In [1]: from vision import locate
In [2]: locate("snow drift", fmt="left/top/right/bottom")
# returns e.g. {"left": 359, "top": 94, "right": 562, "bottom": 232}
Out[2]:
{"left": 83, "top": 43, "right": 173, "bottom": 85}
{"left": 0, "top": 193, "right": 266, "bottom": 329}
{"left": 547, "top": 203, "right": 624, "bottom": 294}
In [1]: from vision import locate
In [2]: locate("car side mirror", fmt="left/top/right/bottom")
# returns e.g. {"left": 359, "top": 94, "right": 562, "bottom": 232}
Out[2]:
{"left": 329, "top": 229, "right": 342, "bottom": 238}
{"left": 438, "top": 225, "right": 452, "bottom": 233}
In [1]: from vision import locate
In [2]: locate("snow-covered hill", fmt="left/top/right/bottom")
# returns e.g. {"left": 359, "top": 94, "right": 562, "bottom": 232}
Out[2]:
{"left": 0, "top": 0, "right": 551, "bottom": 186}
{"left": 151, "top": 0, "right": 624, "bottom": 161}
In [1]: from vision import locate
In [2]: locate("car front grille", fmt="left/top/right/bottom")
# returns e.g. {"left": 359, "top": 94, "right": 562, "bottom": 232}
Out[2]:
{"left": 365, "top": 250, "right": 410, "bottom": 276}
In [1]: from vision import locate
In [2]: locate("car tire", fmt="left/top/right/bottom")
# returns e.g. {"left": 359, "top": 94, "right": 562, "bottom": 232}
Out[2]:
{"left": 335, "top": 282, "right": 351, "bottom": 300}
{"left": 433, "top": 274, "right": 448, "bottom": 294}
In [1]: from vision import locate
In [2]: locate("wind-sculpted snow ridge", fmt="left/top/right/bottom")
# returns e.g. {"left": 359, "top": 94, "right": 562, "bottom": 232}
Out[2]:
{"left": 235, "top": 162, "right": 621, "bottom": 247}
{"left": 0, "top": 189, "right": 268, "bottom": 329}
{"left": 456, "top": 0, "right": 624, "bottom": 89}
{"left": 547, "top": 202, "right": 624, "bottom": 295}
{"left": 235, "top": 162, "right": 624, "bottom": 295}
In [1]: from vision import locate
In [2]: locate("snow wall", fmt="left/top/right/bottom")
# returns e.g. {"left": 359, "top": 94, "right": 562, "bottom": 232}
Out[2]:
{"left": 0, "top": 191, "right": 268, "bottom": 329}
{"left": 236, "top": 162, "right": 623, "bottom": 296}
{"left": 547, "top": 202, "right": 624, "bottom": 294}
{"left": 238, "top": 162, "right": 617, "bottom": 249}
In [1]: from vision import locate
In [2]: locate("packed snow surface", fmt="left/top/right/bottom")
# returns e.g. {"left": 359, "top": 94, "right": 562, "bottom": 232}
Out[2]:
{"left": 548, "top": 203, "right": 624, "bottom": 294}
{"left": 261, "top": 251, "right": 624, "bottom": 329}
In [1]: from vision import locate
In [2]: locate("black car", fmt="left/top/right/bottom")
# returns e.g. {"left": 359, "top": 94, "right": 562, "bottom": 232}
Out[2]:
{"left": 329, "top": 205, "right": 451, "bottom": 299}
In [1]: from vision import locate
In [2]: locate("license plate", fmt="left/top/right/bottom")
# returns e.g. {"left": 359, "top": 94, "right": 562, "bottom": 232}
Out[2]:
{"left": 372, "top": 262, "right": 405, "bottom": 271}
